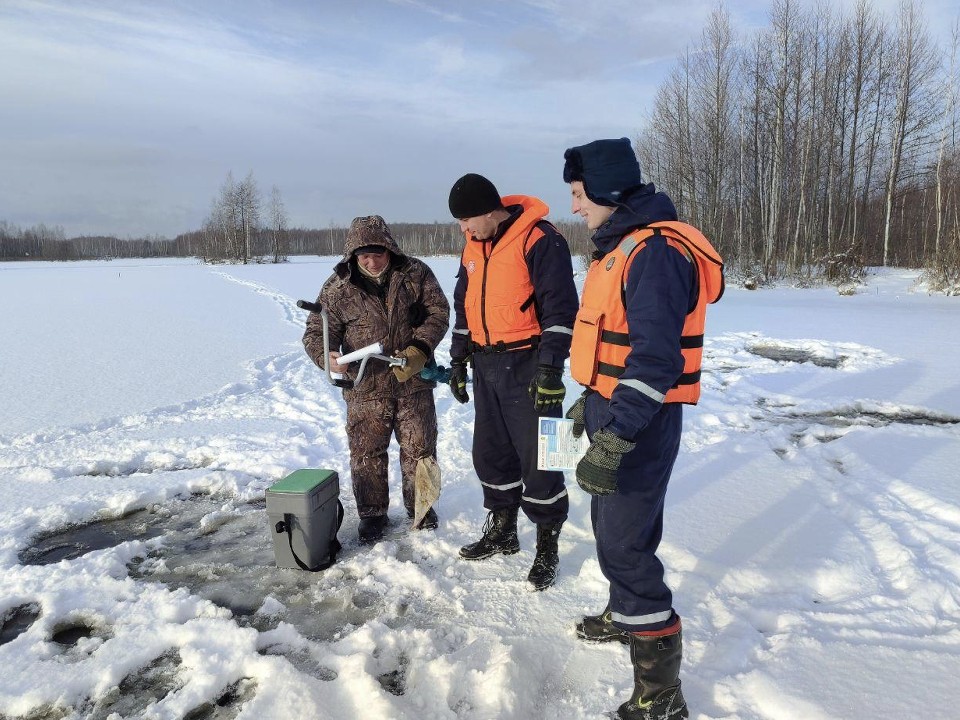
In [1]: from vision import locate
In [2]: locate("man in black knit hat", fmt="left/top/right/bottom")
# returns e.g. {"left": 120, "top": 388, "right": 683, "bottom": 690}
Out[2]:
{"left": 446, "top": 172, "right": 579, "bottom": 590}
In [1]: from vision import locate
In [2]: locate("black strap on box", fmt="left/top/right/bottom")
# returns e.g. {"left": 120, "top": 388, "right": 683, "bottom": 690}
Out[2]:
{"left": 274, "top": 500, "right": 344, "bottom": 572}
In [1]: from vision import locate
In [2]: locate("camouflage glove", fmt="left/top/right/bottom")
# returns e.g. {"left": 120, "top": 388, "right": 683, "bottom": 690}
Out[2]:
{"left": 528, "top": 365, "right": 566, "bottom": 412}
{"left": 392, "top": 345, "right": 428, "bottom": 383}
{"left": 564, "top": 391, "right": 588, "bottom": 438}
{"left": 449, "top": 359, "right": 469, "bottom": 404}
{"left": 576, "top": 428, "right": 636, "bottom": 496}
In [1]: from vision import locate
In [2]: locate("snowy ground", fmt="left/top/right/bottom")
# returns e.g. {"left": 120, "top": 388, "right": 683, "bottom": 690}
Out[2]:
{"left": 1, "top": 256, "right": 958, "bottom": 720}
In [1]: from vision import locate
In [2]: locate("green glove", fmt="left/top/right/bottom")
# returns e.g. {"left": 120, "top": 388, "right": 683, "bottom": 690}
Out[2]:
{"left": 449, "top": 359, "right": 469, "bottom": 404}
{"left": 576, "top": 428, "right": 636, "bottom": 496}
{"left": 564, "top": 391, "right": 587, "bottom": 438}
{"left": 528, "top": 364, "right": 566, "bottom": 412}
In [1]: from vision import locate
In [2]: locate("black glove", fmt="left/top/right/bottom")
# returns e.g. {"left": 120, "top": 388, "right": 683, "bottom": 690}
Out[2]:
{"left": 528, "top": 364, "right": 565, "bottom": 412}
{"left": 564, "top": 391, "right": 588, "bottom": 438}
{"left": 575, "top": 428, "right": 636, "bottom": 495}
{"left": 449, "top": 359, "right": 469, "bottom": 404}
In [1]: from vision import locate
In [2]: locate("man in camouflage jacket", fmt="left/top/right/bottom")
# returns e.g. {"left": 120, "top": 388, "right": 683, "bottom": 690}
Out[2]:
{"left": 303, "top": 216, "right": 450, "bottom": 543}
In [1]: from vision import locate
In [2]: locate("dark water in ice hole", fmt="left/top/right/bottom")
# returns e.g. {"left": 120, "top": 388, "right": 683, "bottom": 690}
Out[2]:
{"left": 11, "top": 492, "right": 429, "bottom": 716}
{"left": 18, "top": 494, "right": 438, "bottom": 644}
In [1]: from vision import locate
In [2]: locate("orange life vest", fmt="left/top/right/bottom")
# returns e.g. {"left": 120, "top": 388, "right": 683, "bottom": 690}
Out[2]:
{"left": 460, "top": 195, "right": 551, "bottom": 350}
{"left": 570, "top": 221, "right": 724, "bottom": 403}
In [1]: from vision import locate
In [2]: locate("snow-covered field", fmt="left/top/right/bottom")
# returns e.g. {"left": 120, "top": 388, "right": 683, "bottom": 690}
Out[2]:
{"left": 1, "top": 256, "right": 958, "bottom": 720}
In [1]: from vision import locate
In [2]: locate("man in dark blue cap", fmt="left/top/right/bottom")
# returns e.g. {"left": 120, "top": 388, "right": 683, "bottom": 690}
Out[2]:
{"left": 562, "top": 137, "right": 723, "bottom": 720}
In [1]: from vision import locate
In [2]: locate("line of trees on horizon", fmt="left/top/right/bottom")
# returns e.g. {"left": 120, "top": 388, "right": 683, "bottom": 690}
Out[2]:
{"left": 0, "top": 177, "right": 593, "bottom": 266}
{"left": 176, "top": 170, "right": 594, "bottom": 263}
{"left": 1, "top": 0, "right": 957, "bottom": 293}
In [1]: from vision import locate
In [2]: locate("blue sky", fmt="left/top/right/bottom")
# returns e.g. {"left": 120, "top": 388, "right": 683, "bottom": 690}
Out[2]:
{"left": 0, "top": 0, "right": 955, "bottom": 238}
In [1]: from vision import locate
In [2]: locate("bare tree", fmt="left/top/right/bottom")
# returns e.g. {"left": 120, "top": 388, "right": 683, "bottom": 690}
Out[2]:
{"left": 881, "top": 0, "right": 940, "bottom": 266}
{"left": 267, "top": 185, "right": 289, "bottom": 263}
{"left": 235, "top": 171, "right": 261, "bottom": 264}
{"left": 838, "top": 0, "right": 883, "bottom": 251}
{"left": 635, "top": 0, "right": 955, "bottom": 283}
{"left": 201, "top": 171, "right": 262, "bottom": 263}
{"left": 934, "top": 19, "right": 959, "bottom": 256}
{"left": 692, "top": 3, "right": 737, "bottom": 255}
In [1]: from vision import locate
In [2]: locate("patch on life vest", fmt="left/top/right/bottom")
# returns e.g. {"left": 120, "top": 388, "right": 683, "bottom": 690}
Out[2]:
{"left": 605, "top": 257, "right": 616, "bottom": 271}
{"left": 467, "top": 260, "right": 476, "bottom": 275}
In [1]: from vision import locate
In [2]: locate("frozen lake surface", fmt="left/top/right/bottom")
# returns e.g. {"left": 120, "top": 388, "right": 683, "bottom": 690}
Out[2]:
{"left": 1, "top": 257, "right": 959, "bottom": 719}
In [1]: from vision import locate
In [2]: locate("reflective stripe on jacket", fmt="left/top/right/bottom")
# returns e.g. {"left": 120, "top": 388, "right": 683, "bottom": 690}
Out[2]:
{"left": 460, "top": 195, "right": 549, "bottom": 349}
{"left": 570, "top": 221, "right": 724, "bottom": 404}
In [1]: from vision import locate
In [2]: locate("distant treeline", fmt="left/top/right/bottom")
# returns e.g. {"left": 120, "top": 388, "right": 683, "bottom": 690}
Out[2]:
{"left": 0, "top": 219, "right": 592, "bottom": 263}
{"left": 4, "top": 0, "right": 959, "bottom": 294}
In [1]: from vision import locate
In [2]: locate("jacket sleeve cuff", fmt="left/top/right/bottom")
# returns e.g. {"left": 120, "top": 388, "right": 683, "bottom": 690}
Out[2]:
{"left": 408, "top": 338, "right": 432, "bottom": 359}
{"left": 603, "top": 418, "right": 636, "bottom": 442}
{"left": 538, "top": 352, "right": 565, "bottom": 368}
{"left": 451, "top": 334, "right": 468, "bottom": 360}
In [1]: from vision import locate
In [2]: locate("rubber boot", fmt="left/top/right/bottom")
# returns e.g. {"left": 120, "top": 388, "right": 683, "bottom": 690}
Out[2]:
{"left": 576, "top": 605, "right": 630, "bottom": 644}
{"left": 527, "top": 521, "right": 563, "bottom": 590}
{"left": 459, "top": 508, "right": 520, "bottom": 560}
{"left": 615, "top": 619, "right": 689, "bottom": 720}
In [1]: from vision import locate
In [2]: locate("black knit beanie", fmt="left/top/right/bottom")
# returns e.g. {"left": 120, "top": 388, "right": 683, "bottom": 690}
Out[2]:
{"left": 562, "top": 137, "right": 643, "bottom": 206}
{"left": 448, "top": 173, "right": 503, "bottom": 219}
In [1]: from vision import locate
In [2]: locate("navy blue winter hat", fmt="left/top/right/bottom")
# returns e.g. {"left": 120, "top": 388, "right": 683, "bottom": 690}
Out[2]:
{"left": 562, "top": 137, "right": 643, "bottom": 206}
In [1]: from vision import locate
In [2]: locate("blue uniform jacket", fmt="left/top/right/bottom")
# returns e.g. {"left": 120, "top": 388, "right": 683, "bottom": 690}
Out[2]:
{"left": 590, "top": 185, "right": 696, "bottom": 441}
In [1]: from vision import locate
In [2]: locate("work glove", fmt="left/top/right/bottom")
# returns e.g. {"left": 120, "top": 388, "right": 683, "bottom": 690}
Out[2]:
{"left": 528, "top": 364, "right": 566, "bottom": 412}
{"left": 575, "top": 428, "right": 636, "bottom": 496}
{"left": 449, "top": 359, "right": 469, "bottom": 404}
{"left": 564, "top": 391, "right": 588, "bottom": 438}
{"left": 392, "top": 345, "right": 428, "bottom": 383}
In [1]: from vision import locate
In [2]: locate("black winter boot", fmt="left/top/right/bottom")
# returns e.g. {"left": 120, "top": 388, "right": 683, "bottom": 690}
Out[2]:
{"left": 358, "top": 515, "right": 389, "bottom": 544}
{"left": 615, "top": 620, "right": 689, "bottom": 720}
{"left": 459, "top": 508, "right": 520, "bottom": 560}
{"left": 415, "top": 507, "right": 439, "bottom": 530}
{"left": 527, "top": 521, "right": 563, "bottom": 590}
{"left": 576, "top": 606, "right": 630, "bottom": 644}
{"left": 406, "top": 506, "right": 439, "bottom": 530}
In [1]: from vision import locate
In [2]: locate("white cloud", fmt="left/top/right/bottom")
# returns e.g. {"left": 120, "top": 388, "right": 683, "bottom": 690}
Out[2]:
{"left": 408, "top": 36, "right": 468, "bottom": 76}
{"left": 1, "top": 0, "right": 956, "bottom": 237}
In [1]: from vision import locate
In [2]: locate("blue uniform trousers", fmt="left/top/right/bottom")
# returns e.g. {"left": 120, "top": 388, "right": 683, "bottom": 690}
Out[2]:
{"left": 585, "top": 390, "right": 682, "bottom": 632}
{"left": 471, "top": 349, "right": 569, "bottom": 525}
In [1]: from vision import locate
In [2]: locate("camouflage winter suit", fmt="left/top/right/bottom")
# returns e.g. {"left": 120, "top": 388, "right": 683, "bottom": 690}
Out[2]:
{"left": 302, "top": 216, "right": 450, "bottom": 519}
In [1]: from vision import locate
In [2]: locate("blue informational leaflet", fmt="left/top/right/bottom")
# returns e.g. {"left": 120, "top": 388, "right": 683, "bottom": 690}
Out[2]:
{"left": 536, "top": 417, "right": 590, "bottom": 471}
